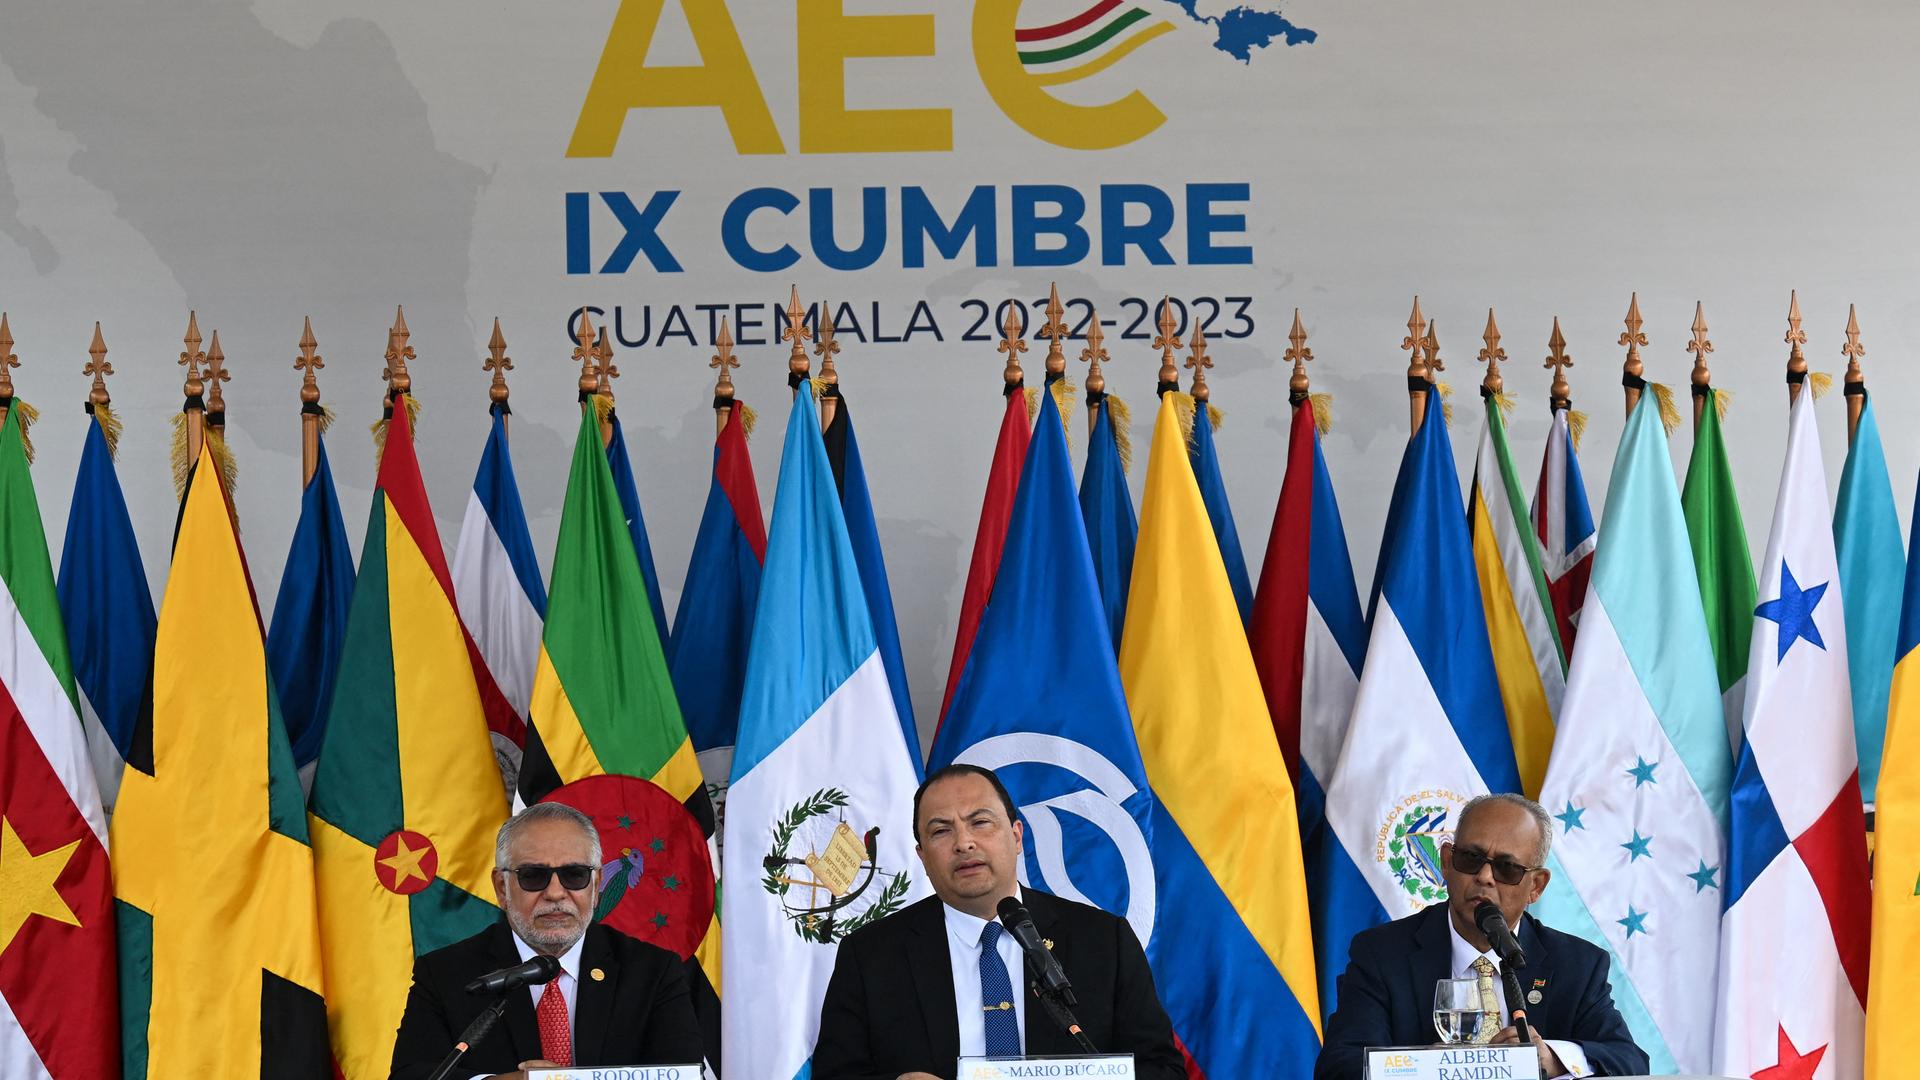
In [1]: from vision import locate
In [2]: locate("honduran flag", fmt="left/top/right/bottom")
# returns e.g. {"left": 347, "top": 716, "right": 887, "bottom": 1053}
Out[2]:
{"left": 450, "top": 404, "right": 546, "bottom": 785}
{"left": 1323, "top": 389, "right": 1521, "bottom": 1004}
{"left": 1249, "top": 397, "right": 1367, "bottom": 1017}
{"left": 1081, "top": 395, "right": 1137, "bottom": 653}
{"left": 1715, "top": 388, "right": 1871, "bottom": 1080}
{"left": 721, "top": 382, "right": 926, "bottom": 1080}
{"left": 1532, "top": 405, "right": 1596, "bottom": 654}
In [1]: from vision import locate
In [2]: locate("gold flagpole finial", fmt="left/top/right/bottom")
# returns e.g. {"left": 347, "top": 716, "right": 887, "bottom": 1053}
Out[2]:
{"left": 712, "top": 316, "right": 740, "bottom": 436}
{"left": 1844, "top": 303, "right": 1867, "bottom": 442}
{"left": 1185, "top": 320, "right": 1213, "bottom": 404}
{"left": 1080, "top": 311, "right": 1108, "bottom": 435}
{"left": 573, "top": 308, "right": 601, "bottom": 398}
{"left": 1687, "top": 301, "right": 1714, "bottom": 425}
{"left": 1286, "top": 308, "right": 1313, "bottom": 401}
{"left": 204, "top": 330, "right": 230, "bottom": 426}
{"left": 1620, "top": 293, "right": 1647, "bottom": 416}
{"left": 1423, "top": 320, "right": 1445, "bottom": 381}
{"left": 383, "top": 306, "right": 414, "bottom": 396}
{"left": 296, "top": 318, "right": 324, "bottom": 482}
{"left": 1544, "top": 317, "right": 1574, "bottom": 413}
{"left": 1402, "top": 296, "right": 1429, "bottom": 432}
{"left": 814, "top": 300, "right": 841, "bottom": 427}
{"left": 1479, "top": 309, "right": 1508, "bottom": 396}
{"left": 594, "top": 325, "right": 619, "bottom": 400}
{"left": 180, "top": 310, "right": 206, "bottom": 397}
{"left": 1039, "top": 284, "right": 1069, "bottom": 382}
{"left": 1152, "top": 297, "right": 1181, "bottom": 393}
{"left": 86, "top": 321, "right": 112, "bottom": 410}
{"left": 999, "top": 300, "right": 1028, "bottom": 390}
{"left": 785, "top": 285, "right": 813, "bottom": 388}
{"left": 1785, "top": 290, "right": 1808, "bottom": 403}
{"left": 0, "top": 314, "right": 16, "bottom": 416}
{"left": 485, "top": 318, "right": 512, "bottom": 407}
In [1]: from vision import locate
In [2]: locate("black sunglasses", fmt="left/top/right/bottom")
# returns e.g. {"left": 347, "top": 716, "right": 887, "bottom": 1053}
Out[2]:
{"left": 1449, "top": 846, "right": 1540, "bottom": 886}
{"left": 502, "top": 863, "right": 595, "bottom": 892}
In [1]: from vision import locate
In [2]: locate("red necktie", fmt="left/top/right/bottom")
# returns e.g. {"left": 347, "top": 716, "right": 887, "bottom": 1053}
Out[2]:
{"left": 536, "top": 977, "right": 572, "bottom": 1066}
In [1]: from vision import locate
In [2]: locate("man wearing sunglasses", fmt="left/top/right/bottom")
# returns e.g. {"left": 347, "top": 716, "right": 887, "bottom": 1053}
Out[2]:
{"left": 1315, "top": 793, "right": 1648, "bottom": 1080}
{"left": 389, "top": 801, "right": 704, "bottom": 1079}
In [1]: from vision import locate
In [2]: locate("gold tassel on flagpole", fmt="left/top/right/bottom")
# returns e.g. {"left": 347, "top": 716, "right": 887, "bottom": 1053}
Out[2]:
{"left": 1108, "top": 392, "right": 1134, "bottom": 471}
{"left": 1649, "top": 382, "right": 1681, "bottom": 434}
{"left": 10, "top": 398, "right": 37, "bottom": 464}
{"left": 1308, "top": 393, "right": 1333, "bottom": 435}
{"left": 1565, "top": 409, "right": 1588, "bottom": 451}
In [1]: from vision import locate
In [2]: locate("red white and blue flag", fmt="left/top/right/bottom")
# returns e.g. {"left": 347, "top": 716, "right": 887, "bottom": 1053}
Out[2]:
{"left": 1532, "top": 406, "right": 1595, "bottom": 652}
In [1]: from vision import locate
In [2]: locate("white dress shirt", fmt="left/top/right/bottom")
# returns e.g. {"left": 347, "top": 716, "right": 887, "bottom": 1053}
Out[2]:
{"left": 1445, "top": 914, "right": 1591, "bottom": 1079}
{"left": 468, "top": 931, "right": 584, "bottom": 1079}
{"left": 943, "top": 887, "right": 1028, "bottom": 1058}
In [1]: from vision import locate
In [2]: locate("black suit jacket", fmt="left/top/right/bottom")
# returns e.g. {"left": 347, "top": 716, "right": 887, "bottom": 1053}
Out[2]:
{"left": 389, "top": 921, "right": 703, "bottom": 1079}
{"left": 1314, "top": 904, "right": 1649, "bottom": 1080}
{"left": 813, "top": 891, "right": 1185, "bottom": 1080}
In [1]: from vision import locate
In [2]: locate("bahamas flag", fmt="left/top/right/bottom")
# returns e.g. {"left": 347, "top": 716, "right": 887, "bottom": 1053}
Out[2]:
{"left": 668, "top": 399, "right": 767, "bottom": 801}
{"left": 607, "top": 413, "right": 671, "bottom": 644}
{"left": 1468, "top": 391, "right": 1565, "bottom": 798}
{"left": 1119, "top": 391, "right": 1321, "bottom": 1074}
{"left": 1081, "top": 394, "right": 1137, "bottom": 652}
{"left": 1534, "top": 394, "right": 1733, "bottom": 1074}
{"left": 1324, "top": 389, "right": 1521, "bottom": 981}
{"left": 936, "top": 384, "right": 1029, "bottom": 729}
{"left": 55, "top": 404, "right": 155, "bottom": 812}
{"left": 265, "top": 431, "right": 356, "bottom": 780}
{"left": 1187, "top": 399, "right": 1253, "bottom": 625}
{"left": 112, "top": 436, "right": 329, "bottom": 1077}
{"left": 1248, "top": 396, "right": 1368, "bottom": 1017}
{"left": 1868, "top": 447, "right": 1920, "bottom": 1079}
{"left": 722, "top": 383, "right": 927, "bottom": 1080}
{"left": 308, "top": 398, "right": 510, "bottom": 1080}
{"left": 1833, "top": 395, "right": 1902, "bottom": 808}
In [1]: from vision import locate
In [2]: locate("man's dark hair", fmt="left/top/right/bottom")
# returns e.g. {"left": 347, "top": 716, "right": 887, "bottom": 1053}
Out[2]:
{"left": 912, "top": 764, "right": 1019, "bottom": 842}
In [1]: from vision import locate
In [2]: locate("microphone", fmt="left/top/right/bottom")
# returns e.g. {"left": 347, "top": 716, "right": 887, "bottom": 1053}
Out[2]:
{"left": 997, "top": 896, "right": 1077, "bottom": 1008}
{"left": 1472, "top": 901, "right": 1527, "bottom": 969}
{"left": 464, "top": 954, "right": 562, "bottom": 995}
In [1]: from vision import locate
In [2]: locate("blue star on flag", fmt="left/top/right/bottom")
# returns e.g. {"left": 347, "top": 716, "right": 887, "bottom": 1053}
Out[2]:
{"left": 1555, "top": 801, "right": 1586, "bottom": 832}
{"left": 1617, "top": 906, "right": 1649, "bottom": 938}
{"left": 1625, "top": 757, "right": 1659, "bottom": 787}
{"left": 1755, "top": 561, "right": 1829, "bottom": 662}
{"left": 1621, "top": 831, "right": 1652, "bottom": 861}
{"left": 1686, "top": 861, "right": 1720, "bottom": 893}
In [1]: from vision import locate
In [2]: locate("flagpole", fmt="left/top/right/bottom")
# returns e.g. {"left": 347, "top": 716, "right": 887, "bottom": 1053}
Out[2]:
{"left": 1039, "top": 283, "right": 1068, "bottom": 386}
{"left": 1619, "top": 294, "right": 1647, "bottom": 417}
{"left": 1186, "top": 319, "right": 1214, "bottom": 405}
{"left": 1081, "top": 313, "right": 1108, "bottom": 438}
{"left": 814, "top": 300, "right": 841, "bottom": 429}
{"left": 712, "top": 315, "right": 739, "bottom": 437}
{"left": 1687, "top": 302, "right": 1714, "bottom": 427}
{"left": 484, "top": 317, "right": 512, "bottom": 441}
{"left": 573, "top": 307, "right": 602, "bottom": 432}
{"left": 204, "top": 330, "right": 230, "bottom": 440}
{"left": 999, "top": 296, "right": 1027, "bottom": 399}
{"left": 86, "top": 321, "right": 111, "bottom": 421}
{"left": 1402, "top": 297, "right": 1429, "bottom": 434}
{"left": 1843, "top": 304, "right": 1866, "bottom": 444}
{"left": 296, "top": 317, "right": 324, "bottom": 485}
{"left": 1542, "top": 317, "right": 1571, "bottom": 417}
{"left": 1785, "top": 290, "right": 1809, "bottom": 406}
{"left": 1153, "top": 296, "right": 1181, "bottom": 397}
{"left": 1480, "top": 309, "right": 1508, "bottom": 398}
{"left": 385, "top": 305, "right": 416, "bottom": 404}
{"left": 0, "top": 314, "right": 16, "bottom": 430}
{"left": 593, "top": 325, "right": 619, "bottom": 449}
{"left": 179, "top": 311, "right": 207, "bottom": 463}
{"left": 1286, "top": 308, "right": 1313, "bottom": 406}
{"left": 784, "top": 285, "right": 812, "bottom": 398}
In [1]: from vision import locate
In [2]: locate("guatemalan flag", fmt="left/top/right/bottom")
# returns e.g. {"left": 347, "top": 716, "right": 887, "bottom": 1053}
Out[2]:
{"left": 1533, "top": 393, "right": 1732, "bottom": 1074}
{"left": 1532, "top": 404, "right": 1596, "bottom": 653}
{"left": 1715, "top": 387, "right": 1871, "bottom": 1080}
{"left": 721, "top": 382, "right": 927, "bottom": 1080}
{"left": 1322, "top": 388, "right": 1522, "bottom": 999}
{"left": 451, "top": 403, "right": 546, "bottom": 786}
{"left": 1249, "top": 394, "right": 1367, "bottom": 1017}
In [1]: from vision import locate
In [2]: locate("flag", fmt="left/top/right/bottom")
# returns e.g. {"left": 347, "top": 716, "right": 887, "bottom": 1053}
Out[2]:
{"left": 1081, "top": 396, "right": 1137, "bottom": 652}
{"left": 521, "top": 404, "right": 722, "bottom": 1062}
{"left": 607, "top": 412, "right": 671, "bottom": 644}
{"left": 1533, "top": 394, "right": 1733, "bottom": 1074}
{"left": 820, "top": 393, "right": 920, "bottom": 762}
{"left": 450, "top": 405, "right": 547, "bottom": 788}
{"left": 936, "top": 386, "right": 1029, "bottom": 730}
{"left": 721, "top": 383, "right": 927, "bottom": 1080}
{"left": 1323, "top": 393, "right": 1521, "bottom": 994}
{"left": 55, "top": 408, "right": 154, "bottom": 812}
{"left": 111, "top": 436, "right": 328, "bottom": 1077}
{"left": 1867, "top": 451, "right": 1920, "bottom": 1079}
{"left": 0, "top": 407, "right": 117, "bottom": 1078}
{"left": 1683, "top": 389, "right": 1757, "bottom": 742}
{"left": 1187, "top": 402, "right": 1254, "bottom": 626}
{"left": 307, "top": 398, "right": 510, "bottom": 1080}
{"left": 1833, "top": 397, "right": 1902, "bottom": 808}
{"left": 667, "top": 400, "right": 767, "bottom": 805}
{"left": 1468, "top": 393, "right": 1565, "bottom": 798}
{"left": 1715, "top": 389, "right": 1870, "bottom": 1079}
{"left": 1248, "top": 398, "right": 1368, "bottom": 1017}
{"left": 265, "top": 432, "right": 356, "bottom": 782}
{"left": 1531, "top": 405, "right": 1596, "bottom": 653}
{"left": 1120, "top": 389, "right": 1323, "bottom": 1072}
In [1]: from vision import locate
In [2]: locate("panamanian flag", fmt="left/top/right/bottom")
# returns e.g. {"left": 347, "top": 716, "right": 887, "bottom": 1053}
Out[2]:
{"left": 1714, "top": 388, "right": 1871, "bottom": 1079}
{"left": 721, "top": 383, "right": 927, "bottom": 1080}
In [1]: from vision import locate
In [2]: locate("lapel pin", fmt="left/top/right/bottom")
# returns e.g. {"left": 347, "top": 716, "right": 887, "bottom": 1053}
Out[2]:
{"left": 590, "top": 967, "right": 605, "bottom": 982}
{"left": 1527, "top": 990, "right": 1543, "bottom": 1004}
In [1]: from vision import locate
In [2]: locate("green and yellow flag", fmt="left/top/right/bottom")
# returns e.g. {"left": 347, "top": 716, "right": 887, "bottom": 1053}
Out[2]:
{"left": 1681, "top": 386, "right": 1756, "bottom": 737}
{"left": 111, "top": 437, "right": 329, "bottom": 1077}
{"left": 308, "top": 397, "right": 509, "bottom": 1079}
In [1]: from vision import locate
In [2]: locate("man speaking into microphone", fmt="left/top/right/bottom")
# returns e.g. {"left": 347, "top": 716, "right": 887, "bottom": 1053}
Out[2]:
{"left": 814, "top": 764, "right": 1185, "bottom": 1080}
{"left": 1315, "top": 794, "right": 1648, "bottom": 1080}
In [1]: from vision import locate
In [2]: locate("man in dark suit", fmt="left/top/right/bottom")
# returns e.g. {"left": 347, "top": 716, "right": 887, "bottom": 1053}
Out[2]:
{"left": 1316, "top": 793, "right": 1649, "bottom": 1080}
{"left": 814, "top": 764, "right": 1185, "bottom": 1080}
{"left": 389, "top": 802, "right": 703, "bottom": 1080}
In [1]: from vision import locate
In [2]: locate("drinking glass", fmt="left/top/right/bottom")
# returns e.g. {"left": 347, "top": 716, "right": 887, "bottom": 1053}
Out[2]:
{"left": 1433, "top": 977, "right": 1484, "bottom": 1045}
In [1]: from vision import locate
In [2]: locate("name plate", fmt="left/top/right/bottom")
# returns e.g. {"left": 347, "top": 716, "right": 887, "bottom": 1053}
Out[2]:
{"left": 957, "top": 1053, "right": 1136, "bottom": 1079}
{"left": 525, "top": 1066, "right": 703, "bottom": 1080}
{"left": 1366, "top": 1046, "right": 1541, "bottom": 1080}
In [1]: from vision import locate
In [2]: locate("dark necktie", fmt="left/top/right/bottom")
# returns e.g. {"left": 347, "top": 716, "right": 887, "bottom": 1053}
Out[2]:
{"left": 978, "top": 921, "right": 1021, "bottom": 1057}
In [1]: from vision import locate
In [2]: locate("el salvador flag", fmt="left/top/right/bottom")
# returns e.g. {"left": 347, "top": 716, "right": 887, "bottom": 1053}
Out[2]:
{"left": 266, "top": 431, "right": 358, "bottom": 782}
{"left": 722, "top": 383, "right": 927, "bottom": 1080}
{"left": 56, "top": 411, "right": 156, "bottom": 813}
{"left": 1323, "top": 389, "right": 1521, "bottom": 990}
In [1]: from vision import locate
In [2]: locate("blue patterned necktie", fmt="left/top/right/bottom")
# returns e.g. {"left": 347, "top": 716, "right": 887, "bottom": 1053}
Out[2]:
{"left": 978, "top": 920, "right": 1022, "bottom": 1057}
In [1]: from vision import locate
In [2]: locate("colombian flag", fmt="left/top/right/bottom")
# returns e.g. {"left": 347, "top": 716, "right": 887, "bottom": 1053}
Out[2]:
{"left": 1867, "top": 462, "right": 1920, "bottom": 1079}
{"left": 1119, "top": 392, "right": 1321, "bottom": 1075}
{"left": 309, "top": 396, "right": 510, "bottom": 1080}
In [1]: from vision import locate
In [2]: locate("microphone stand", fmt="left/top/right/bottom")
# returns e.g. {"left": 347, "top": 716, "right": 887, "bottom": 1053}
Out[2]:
{"left": 426, "top": 994, "right": 511, "bottom": 1080}
{"left": 1499, "top": 966, "right": 1532, "bottom": 1045}
{"left": 1029, "top": 980, "right": 1100, "bottom": 1055}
